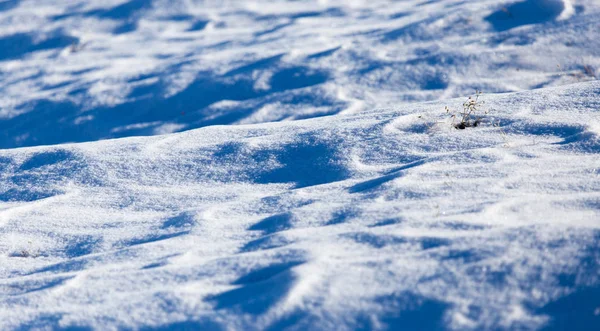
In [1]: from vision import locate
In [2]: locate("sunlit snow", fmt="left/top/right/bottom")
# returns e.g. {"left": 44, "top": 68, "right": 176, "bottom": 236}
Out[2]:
{"left": 0, "top": 0, "right": 599, "bottom": 330}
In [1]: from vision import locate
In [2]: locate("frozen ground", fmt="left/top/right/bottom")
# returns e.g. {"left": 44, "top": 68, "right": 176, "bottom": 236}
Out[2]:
{"left": 0, "top": 0, "right": 599, "bottom": 330}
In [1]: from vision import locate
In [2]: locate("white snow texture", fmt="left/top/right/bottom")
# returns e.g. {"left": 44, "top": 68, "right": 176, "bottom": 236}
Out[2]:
{"left": 0, "top": 0, "right": 599, "bottom": 330}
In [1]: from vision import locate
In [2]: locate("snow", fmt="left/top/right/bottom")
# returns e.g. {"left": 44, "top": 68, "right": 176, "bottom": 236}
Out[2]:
{"left": 0, "top": 0, "right": 598, "bottom": 148}
{"left": 0, "top": 0, "right": 599, "bottom": 330}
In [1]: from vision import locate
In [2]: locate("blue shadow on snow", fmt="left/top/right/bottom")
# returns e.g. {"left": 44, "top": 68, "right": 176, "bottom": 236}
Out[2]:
{"left": 0, "top": 56, "right": 330, "bottom": 148}
{"left": 536, "top": 231, "right": 600, "bottom": 329}
{"left": 485, "top": 0, "right": 565, "bottom": 31}
{"left": 207, "top": 260, "right": 304, "bottom": 315}
{"left": 248, "top": 213, "right": 295, "bottom": 235}
{"left": 0, "top": 32, "right": 78, "bottom": 61}
{"left": 253, "top": 135, "right": 349, "bottom": 188}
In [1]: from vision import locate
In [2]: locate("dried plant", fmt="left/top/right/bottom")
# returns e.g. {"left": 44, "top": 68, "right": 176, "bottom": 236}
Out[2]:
{"left": 445, "top": 91, "right": 487, "bottom": 129}
{"left": 14, "top": 240, "right": 40, "bottom": 258}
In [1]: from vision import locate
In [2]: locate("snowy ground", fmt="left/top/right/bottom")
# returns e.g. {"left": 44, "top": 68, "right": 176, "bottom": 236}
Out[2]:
{"left": 0, "top": 0, "right": 598, "bottom": 148}
{"left": 0, "top": 0, "right": 599, "bottom": 330}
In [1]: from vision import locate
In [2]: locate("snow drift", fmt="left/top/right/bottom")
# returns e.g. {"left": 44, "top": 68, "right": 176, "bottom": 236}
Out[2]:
{"left": 0, "top": 0, "right": 599, "bottom": 330}
{"left": 1, "top": 81, "right": 599, "bottom": 329}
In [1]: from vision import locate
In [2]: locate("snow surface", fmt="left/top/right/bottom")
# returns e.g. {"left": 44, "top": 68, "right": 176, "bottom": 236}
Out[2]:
{"left": 0, "top": 0, "right": 598, "bottom": 148}
{"left": 0, "top": 0, "right": 599, "bottom": 330}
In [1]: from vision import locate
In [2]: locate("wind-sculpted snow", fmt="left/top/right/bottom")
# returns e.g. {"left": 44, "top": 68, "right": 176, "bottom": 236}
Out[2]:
{"left": 1, "top": 81, "right": 599, "bottom": 330}
{"left": 0, "top": 0, "right": 598, "bottom": 148}
{"left": 1, "top": 0, "right": 599, "bottom": 329}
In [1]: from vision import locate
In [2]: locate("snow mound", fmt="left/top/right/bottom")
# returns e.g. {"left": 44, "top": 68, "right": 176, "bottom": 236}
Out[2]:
{"left": 1, "top": 81, "right": 599, "bottom": 330}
